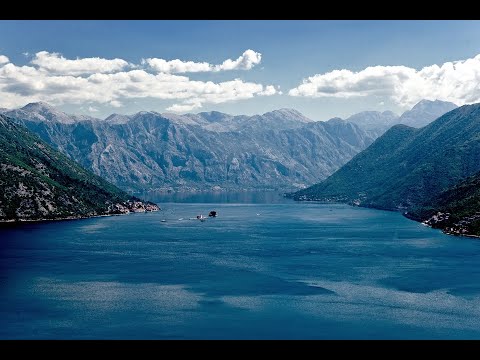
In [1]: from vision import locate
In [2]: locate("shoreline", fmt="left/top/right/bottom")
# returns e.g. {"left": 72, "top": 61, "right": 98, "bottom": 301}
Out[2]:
{"left": 444, "top": 231, "right": 480, "bottom": 239}
{"left": 293, "top": 198, "right": 480, "bottom": 239}
{"left": 0, "top": 209, "right": 159, "bottom": 225}
{"left": 419, "top": 221, "right": 480, "bottom": 239}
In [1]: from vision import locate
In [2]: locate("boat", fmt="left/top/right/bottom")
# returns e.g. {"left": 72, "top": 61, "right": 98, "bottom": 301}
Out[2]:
{"left": 196, "top": 215, "right": 206, "bottom": 222}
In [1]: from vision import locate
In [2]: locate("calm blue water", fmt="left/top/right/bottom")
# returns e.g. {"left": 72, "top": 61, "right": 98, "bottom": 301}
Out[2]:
{"left": 1, "top": 194, "right": 480, "bottom": 339}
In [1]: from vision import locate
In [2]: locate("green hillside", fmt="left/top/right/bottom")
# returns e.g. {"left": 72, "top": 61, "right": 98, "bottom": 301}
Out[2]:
{"left": 0, "top": 114, "right": 158, "bottom": 221}
{"left": 290, "top": 104, "right": 480, "bottom": 211}
{"left": 408, "top": 171, "right": 480, "bottom": 236}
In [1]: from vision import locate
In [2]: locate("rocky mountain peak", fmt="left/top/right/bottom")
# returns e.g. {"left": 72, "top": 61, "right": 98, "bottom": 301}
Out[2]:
{"left": 410, "top": 99, "right": 457, "bottom": 112}
{"left": 327, "top": 117, "right": 345, "bottom": 123}
{"left": 196, "top": 111, "right": 232, "bottom": 122}
{"left": 399, "top": 99, "right": 458, "bottom": 128}
{"left": 105, "top": 113, "right": 131, "bottom": 124}
{"left": 263, "top": 108, "right": 313, "bottom": 123}
{"left": 21, "top": 101, "right": 56, "bottom": 112}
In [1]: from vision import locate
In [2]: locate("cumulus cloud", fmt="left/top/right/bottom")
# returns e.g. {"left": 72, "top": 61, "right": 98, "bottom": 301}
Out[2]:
{"left": 259, "top": 85, "right": 280, "bottom": 96}
{"left": 0, "top": 55, "right": 9, "bottom": 65}
{"left": 144, "top": 49, "right": 262, "bottom": 73}
{"left": 289, "top": 54, "right": 480, "bottom": 107}
{"left": 214, "top": 49, "right": 262, "bottom": 71}
{"left": 109, "top": 100, "right": 123, "bottom": 108}
{"left": 0, "top": 50, "right": 278, "bottom": 112}
{"left": 144, "top": 58, "right": 212, "bottom": 73}
{"left": 31, "top": 51, "right": 130, "bottom": 75}
{"left": 166, "top": 102, "right": 202, "bottom": 112}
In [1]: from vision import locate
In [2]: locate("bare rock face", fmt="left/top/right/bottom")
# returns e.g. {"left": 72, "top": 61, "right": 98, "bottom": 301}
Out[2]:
{"left": 5, "top": 103, "right": 376, "bottom": 192}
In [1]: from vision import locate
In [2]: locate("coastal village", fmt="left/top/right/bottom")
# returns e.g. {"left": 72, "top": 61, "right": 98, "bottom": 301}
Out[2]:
{"left": 423, "top": 211, "right": 480, "bottom": 237}
{"left": 109, "top": 200, "right": 160, "bottom": 215}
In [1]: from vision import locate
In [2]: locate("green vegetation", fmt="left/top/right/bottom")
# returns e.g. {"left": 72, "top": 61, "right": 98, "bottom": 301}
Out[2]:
{"left": 291, "top": 104, "right": 480, "bottom": 208}
{"left": 408, "top": 171, "right": 480, "bottom": 236}
{"left": 0, "top": 114, "right": 156, "bottom": 221}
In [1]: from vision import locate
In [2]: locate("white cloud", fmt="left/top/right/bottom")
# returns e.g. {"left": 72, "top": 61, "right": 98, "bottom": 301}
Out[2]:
{"left": 0, "top": 51, "right": 278, "bottom": 112}
{"left": 31, "top": 51, "right": 130, "bottom": 75}
{"left": 144, "top": 49, "right": 262, "bottom": 74}
{"left": 214, "top": 49, "right": 262, "bottom": 71}
{"left": 0, "top": 55, "right": 9, "bottom": 65}
{"left": 88, "top": 106, "right": 99, "bottom": 112}
{"left": 259, "top": 85, "right": 279, "bottom": 96}
{"left": 144, "top": 58, "right": 212, "bottom": 73}
{"left": 109, "top": 100, "right": 123, "bottom": 108}
{"left": 166, "top": 102, "right": 202, "bottom": 112}
{"left": 289, "top": 54, "right": 480, "bottom": 107}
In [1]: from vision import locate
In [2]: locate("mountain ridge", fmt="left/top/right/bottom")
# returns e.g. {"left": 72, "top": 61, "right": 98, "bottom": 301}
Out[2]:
{"left": 2, "top": 103, "right": 375, "bottom": 193}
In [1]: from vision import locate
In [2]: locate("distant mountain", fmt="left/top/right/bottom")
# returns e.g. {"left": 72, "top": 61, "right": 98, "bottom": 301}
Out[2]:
{"left": 0, "top": 114, "right": 158, "bottom": 222}
{"left": 407, "top": 171, "right": 480, "bottom": 237}
{"left": 4, "top": 102, "right": 98, "bottom": 124}
{"left": 346, "top": 110, "right": 399, "bottom": 137}
{"left": 5, "top": 103, "right": 374, "bottom": 192}
{"left": 398, "top": 99, "right": 458, "bottom": 128}
{"left": 290, "top": 104, "right": 480, "bottom": 212}
{"left": 345, "top": 100, "right": 457, "bottom": 137}
{"left": 104, "top": 108, "right": 313, "bottom": 133}
{"left": 104, "top": 113, "right": 131, "bottom": 124}
{"left": 164, "top": 108, "right": 313, "bottom": 132}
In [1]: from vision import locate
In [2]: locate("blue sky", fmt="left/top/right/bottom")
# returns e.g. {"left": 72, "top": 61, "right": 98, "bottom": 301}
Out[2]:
{"left": 1, "top": 20, "right": 480, "bottom": 120}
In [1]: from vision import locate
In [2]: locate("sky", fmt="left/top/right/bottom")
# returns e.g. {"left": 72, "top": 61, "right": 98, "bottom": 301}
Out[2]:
{"left": 1, "top": 20, "right": 480, "bottom": 120}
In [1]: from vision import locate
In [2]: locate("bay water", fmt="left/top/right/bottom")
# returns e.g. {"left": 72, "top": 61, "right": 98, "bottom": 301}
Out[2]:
{"left": 1, "top": 192, "right": 480, "bottom": 339}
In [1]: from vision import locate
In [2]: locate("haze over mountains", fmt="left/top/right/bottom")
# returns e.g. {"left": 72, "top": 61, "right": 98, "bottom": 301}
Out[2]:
{"left": 0, "top": 99, "right": 456, "bottom": 193}
{"left": 345, "top": 99, "right": 457, "bottom": 137}
{"left": 344, "top": 110, "right": 399, "bottom": 137}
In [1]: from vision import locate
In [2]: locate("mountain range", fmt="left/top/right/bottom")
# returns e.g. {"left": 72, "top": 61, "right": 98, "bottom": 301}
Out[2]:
{"left": 0, "top": 100, "right": 455, "bottom": 193}
{"left": 0, "top": 114, "right": 158, "bottom": 222}
{"left": 1, "top": 103, "right": 374, "bottom": 192}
